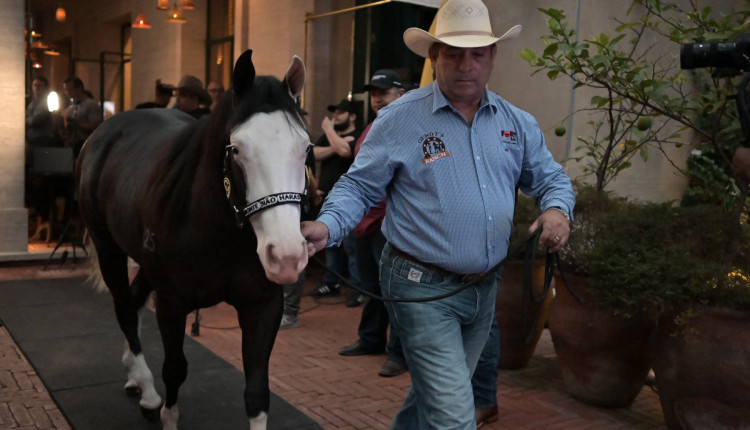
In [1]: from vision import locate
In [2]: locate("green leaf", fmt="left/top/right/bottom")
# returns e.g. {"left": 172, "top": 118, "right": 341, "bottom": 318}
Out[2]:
{"left": 520, "top": 48, "right": 537, "bottom": 63}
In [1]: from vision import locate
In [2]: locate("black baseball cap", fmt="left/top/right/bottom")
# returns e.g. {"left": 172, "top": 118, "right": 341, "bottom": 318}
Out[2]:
{"left": 363, "top": 69, "right": 403, "bottom": 91}
{"left": 327, "top": 99, "right": 357, "bottom": 113}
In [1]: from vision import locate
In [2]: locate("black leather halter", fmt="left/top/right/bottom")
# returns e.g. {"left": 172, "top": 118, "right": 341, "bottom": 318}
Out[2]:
{"left": 222, "top": 145, "right": 309, "bottom": 229}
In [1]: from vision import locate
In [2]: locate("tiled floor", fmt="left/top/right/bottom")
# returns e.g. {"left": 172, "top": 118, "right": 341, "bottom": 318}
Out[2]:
{"left": 0, "top": 257, "right": 667, "bottom": 429}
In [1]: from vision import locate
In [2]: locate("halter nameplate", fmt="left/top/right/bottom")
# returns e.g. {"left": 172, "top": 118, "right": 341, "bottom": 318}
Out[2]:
{"left": 242, "top": 192, "right": 304, "bottom": 218}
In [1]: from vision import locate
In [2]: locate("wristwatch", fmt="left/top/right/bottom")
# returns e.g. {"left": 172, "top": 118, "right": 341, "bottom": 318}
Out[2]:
{"left": 547, "top": 206, "right": 571, "bottom": 223}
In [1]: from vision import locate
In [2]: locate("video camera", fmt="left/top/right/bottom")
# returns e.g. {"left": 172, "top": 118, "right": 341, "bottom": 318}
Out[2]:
{"left": 681, "top": 34, "right": 750, "bottom": 147}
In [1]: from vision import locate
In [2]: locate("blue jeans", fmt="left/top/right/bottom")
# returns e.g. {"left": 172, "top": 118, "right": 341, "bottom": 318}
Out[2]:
{"left": 355, "top": 230, "right": 404, "bottom": 364}
{"left": 323, "top": 231, "right": 360, "bottom": 287}
{"left": 380, "top": 243, "right": 497, "bottom": 429}
{"left": 472, "top": 311, "right": 499, "bottom": 409}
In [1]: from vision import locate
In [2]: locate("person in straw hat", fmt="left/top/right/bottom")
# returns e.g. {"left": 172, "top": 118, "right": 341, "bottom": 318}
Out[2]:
{"left": 174, "top": 75, "right": 212, "bottom": 119}
{"left": 302, "top": 0, "right": 575, "bottom": 427}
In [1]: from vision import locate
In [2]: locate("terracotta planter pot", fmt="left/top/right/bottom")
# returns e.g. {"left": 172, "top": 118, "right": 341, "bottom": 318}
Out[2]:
{"left": 547, "top": 274, "right": 656, "bottom": 407}
{"left": 495, "top": 260, "right": 552, "bottom": 369}
{"left": 651, "top": 308, "right": 750, "bottom": 430}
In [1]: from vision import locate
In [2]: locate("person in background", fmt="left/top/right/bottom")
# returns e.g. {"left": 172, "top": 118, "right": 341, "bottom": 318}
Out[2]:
{"left": 337, "top": 69, "right": 408, "bottom": 377}
{"left": 207, "top": 81, "right": 225, "bottom": 111}
{"left": 309, "top": 99, "right": 362, "bottom": 300}
{"left": 135, "top": 80, "right": 174, "bottom": 109}
{"left": 25, "top": 76, "right": 57, "bottom": 149}
{"left": 301, "top": 0, "right": 575, "bottom": 427}
{"left": 62, "top": 76, "right": 102, "bottom": 157}
{"left": 174, "top": 75, "right": 212, "bottom": 119}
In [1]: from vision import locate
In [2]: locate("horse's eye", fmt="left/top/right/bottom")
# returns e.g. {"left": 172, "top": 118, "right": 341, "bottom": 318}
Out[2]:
{"left": 232, "top": 147, "right": 240, "bottom": 155}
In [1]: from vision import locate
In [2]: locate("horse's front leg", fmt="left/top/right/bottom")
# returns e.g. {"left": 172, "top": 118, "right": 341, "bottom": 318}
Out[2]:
{"left": 235, "top": 287, "right": 283, "bottom": 430}
{"left": 155, "top": 296, "right": 189, "bottom": 430}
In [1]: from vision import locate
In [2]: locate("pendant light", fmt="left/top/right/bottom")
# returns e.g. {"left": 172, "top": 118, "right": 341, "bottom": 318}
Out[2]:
{"left": 156, "top": 0, "right": 169, "bottom": 10}
{"left": 165, "top": 3, "right": 186, "bottom": 24}
{"left": 179, "top": 0, "right": 194, "bottom": 10}
{"left": 132, "top": 13, "right": 152, "bottom": 29}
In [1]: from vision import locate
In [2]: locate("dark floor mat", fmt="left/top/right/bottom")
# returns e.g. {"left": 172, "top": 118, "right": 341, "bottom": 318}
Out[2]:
{"left": 0, "top": 277, "right": 321, "bottom": 430}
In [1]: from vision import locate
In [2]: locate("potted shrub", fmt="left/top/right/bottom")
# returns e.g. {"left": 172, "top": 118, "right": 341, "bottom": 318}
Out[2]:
{"left": 522, "top": 0, "right": 750, "bottom": 411}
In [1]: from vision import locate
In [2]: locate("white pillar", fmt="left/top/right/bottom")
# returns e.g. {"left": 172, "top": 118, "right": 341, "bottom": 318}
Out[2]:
{"left": 0, "top": 0, "right": 29, "bottom": 254}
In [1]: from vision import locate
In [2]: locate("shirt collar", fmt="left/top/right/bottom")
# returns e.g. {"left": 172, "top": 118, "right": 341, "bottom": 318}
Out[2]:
{"left": 430, "top": 81, "right": 497, "bottom": 115}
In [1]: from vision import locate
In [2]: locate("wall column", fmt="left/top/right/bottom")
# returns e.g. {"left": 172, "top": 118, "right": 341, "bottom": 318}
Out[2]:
{"left": 0, "top": 0, "right": 29, "bottom": 255}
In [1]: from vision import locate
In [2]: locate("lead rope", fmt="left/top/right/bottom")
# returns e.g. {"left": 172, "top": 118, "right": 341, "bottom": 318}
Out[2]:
{"left": 310, "top": 227, "right": 582, "bottom": 305}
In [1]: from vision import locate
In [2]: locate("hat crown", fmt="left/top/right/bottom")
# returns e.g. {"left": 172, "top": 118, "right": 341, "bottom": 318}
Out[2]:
{"left": 436, "top": 0, "right": 493, "bottom": 38}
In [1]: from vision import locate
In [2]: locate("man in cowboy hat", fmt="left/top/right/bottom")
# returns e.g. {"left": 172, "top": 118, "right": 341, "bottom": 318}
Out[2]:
{"left": 302, "top": 0, "right": 575, "bottom": 427}
{"left": 174, "top": 75, "right": 211, "bottom": 119}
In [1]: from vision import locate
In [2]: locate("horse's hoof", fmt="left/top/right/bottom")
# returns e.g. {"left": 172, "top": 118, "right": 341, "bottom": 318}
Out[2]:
{"left": 125, "top": 386, "right": 142, "bottom": 398}
{"left": 141, "top": 405, "right": 161, "bottom": 423}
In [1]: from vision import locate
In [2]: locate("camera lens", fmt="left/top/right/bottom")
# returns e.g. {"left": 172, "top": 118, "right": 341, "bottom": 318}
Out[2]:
{"left": 681, "top": 41, "right": 737, "bottom": 69}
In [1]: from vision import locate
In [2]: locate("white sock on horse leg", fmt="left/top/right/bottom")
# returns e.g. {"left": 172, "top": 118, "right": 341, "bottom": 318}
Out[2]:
{"left": 161, "top": 404, "right": 179, "bottom": 430}
{"left": 249, "top": 411, "right": 268, "bottom": 430}
{"left": 122, "top": 350, "right": 161, "bottom": 409}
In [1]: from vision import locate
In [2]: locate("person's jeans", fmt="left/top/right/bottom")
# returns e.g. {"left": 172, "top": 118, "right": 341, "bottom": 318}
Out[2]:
{"left": 282, "top": 270, "right": 305, "bottom": 317}
{"left": 472, "top": 310, "right": 499, "bottom": 409}
{"left": 355, "top": 230, "right": 404, "bottom": 364}
{"left": 380, "top": 243, "right": 497, "bottom": 429}
{"left": 323, "top": 232, "right": 360, "bottom": 288}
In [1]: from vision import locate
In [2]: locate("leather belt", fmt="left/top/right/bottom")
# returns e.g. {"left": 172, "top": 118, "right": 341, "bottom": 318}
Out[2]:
{"left": 390, "top": 245, "right": 486, "bottom": 283}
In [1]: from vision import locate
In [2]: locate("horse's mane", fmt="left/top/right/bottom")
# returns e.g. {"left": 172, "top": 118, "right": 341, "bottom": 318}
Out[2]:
{"left": 147, "top": 75, "right": 308, "bottom": 235}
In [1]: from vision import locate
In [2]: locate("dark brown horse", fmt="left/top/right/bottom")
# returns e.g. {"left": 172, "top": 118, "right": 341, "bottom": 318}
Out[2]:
{"left": 76, "top": 50, "right": 309, "bottom": 430}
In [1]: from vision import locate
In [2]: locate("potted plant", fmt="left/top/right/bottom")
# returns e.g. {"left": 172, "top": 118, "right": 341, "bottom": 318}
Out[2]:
{"left": 521, "top": 0, "right": 750, "bottom": 411}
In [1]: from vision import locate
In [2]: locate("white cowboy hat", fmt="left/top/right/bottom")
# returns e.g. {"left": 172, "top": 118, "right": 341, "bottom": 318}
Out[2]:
{"left": 403, "top": 0, "right": 522, "bottom": 58}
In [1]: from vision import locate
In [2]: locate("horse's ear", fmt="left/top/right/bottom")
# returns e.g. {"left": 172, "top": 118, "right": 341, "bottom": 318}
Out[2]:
{"left": 283, "top": 56, "right": 306, "bottom": 100}
{"left": 233, "top": 49, "right": 256, "bottom": 100}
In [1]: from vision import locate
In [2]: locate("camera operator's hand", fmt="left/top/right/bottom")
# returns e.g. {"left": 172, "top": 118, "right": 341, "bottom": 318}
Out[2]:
{"left": 732, "top": 147, "right": 750, "bottom": 181}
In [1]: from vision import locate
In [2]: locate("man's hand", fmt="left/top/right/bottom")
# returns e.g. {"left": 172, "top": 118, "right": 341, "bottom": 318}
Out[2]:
{"left": 732, "top": 147, "right": 750, "bottom": 181}
{"left": 529, "top": 209, "right": 571, "bottom": 253}
{"left": 301, "top": 221, "right": 329, "bottom": 257}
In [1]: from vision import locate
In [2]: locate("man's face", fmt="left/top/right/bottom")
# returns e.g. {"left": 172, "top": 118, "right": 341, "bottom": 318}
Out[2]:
{"left": 369, "top": 87, "right": 401, "bottom": 114}
{"left": 32, "top": 79, "right": 47, "bottom": 98}
{"left": 332, "top": 109, "right": 352, "bottom": 131}
{"left": 63, "top": 82, "right": 82, "bottom": 100}
{"left": 175, "top": 90, "right": 199, "bottom": 113}
{"left": 207, "top": 82, "right": 224, "bottom": 102}
{"left": 431, "top": 44, "right": 496, "bottom": 105}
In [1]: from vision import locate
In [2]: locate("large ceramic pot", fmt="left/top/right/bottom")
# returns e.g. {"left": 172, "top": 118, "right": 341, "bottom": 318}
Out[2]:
{"left": 495, "top": 260, "right": 553, "bottom": 369}
{"left": 651, "top": 308, "right": 750, "bottom": 430}
{"left": 547, "top": 274, "right": 656, "bottom": 407}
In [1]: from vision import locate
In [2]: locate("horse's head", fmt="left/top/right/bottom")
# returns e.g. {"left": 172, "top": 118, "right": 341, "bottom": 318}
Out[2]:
{"left": 226, "top": 50, "right": 310, "bottom": 284}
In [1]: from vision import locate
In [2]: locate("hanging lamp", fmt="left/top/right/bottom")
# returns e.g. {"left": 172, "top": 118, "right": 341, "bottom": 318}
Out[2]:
{"left": 156, "top": 0, "right": 169, "bottom": 10}
{"left": 132, "top": 13, "right": 152, "bottom": 29}
{"left": 165, "top": 3, "right": 186, "bottom": 23}
{"left": 179, "top": 0, "right": 195, "bottom": 10}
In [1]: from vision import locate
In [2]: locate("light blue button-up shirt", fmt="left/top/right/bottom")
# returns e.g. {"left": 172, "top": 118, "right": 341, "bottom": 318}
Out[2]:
{"left": 318, "top": 82, "right": 575, "bottom": 274}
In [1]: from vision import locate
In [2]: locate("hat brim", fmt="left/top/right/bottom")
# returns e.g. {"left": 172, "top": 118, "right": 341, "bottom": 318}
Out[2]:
{"left": 363, "top": 81, "right": 399, "bottom": 91}
{"left": 178, "top": 87, "right": 212, "bottom": 106}
{"left": 403, "top": 24, "right": 522, "bottom": 58}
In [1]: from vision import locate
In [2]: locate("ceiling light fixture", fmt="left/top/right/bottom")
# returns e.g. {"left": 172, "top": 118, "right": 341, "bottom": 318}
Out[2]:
{"left": 132, "top": 13, "right": 152, "bottom": 29}
{"left": 165, "top": 3, "right": 186, "bottom": 23}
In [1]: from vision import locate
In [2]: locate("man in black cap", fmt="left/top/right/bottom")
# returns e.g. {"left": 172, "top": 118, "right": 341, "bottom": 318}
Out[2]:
{"left": 337, "top": 69, "right": 408, "bottom": 377}
{"left": 309, "top": 98, "right": 362, "bottom": 298}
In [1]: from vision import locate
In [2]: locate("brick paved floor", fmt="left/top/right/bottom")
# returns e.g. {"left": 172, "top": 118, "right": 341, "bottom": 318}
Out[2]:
{"left": 0, "top": 259, "right": 667, "bottom": 429}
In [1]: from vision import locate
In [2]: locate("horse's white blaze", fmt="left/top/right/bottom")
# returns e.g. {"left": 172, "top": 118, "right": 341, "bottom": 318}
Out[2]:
{"left": 231, "top": 110, "right": 309, "bottom": 284}
{"left": 122, "top": 349, "right": 162, "bottom": 409}
{"left": 161, "top": 405, "right": 179, "bottom": 430}
{"left": 250, "top": 411, "right": 268, "bottom": 430}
